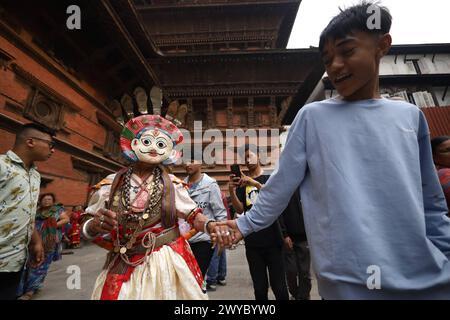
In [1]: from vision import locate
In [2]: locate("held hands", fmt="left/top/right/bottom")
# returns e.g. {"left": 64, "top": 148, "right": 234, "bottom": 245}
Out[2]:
{"left": 208, "top": 221, "right": 234, "bottom": 251}
{"left": 193, "top": 214, "right": 235, "bottom": 249}
{"left": 193, "top": 214, "right": 238, "bottom": 252}
{"left": 87, "top": 208, "right": 118, "bottom": 236}
{"left": 210, "top": 220, "right": 243, "bottom": 252}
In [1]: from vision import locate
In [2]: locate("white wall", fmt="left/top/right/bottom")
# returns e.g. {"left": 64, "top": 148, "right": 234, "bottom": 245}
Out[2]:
{"left": 418, "top": 54, "right": 450, "bottom": 74}
{"left": 380, "top": 54, "right": 450, "bottom": 75}
{"left": 433, "top": 86, "right": 450, "bottom": 106}
{"left": 380, "top": 55, "right": 417, "bottom": 75}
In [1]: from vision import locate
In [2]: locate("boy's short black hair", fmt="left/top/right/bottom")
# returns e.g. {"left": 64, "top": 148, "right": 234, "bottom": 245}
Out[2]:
{"left": 431, "top": 136, "right": 450, "bottom": 154}
{"left": 17, "top": 122, "right": 56, "bottom": 139}
{"left": 319, "top": 1, "right": 392, "bottom": 52}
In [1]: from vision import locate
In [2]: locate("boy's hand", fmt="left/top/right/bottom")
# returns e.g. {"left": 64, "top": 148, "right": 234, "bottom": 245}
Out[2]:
{"left": 28, "top": 241, "right": 44, "bottom": 268}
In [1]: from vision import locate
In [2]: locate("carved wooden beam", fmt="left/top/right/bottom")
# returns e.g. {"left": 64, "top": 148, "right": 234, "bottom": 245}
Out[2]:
{"left": 227, "top": 97, "right": 233, "bottom": 127}
{"left": 96, "top": 110, "right": 123, "bottom": 134}
{"left": 79, "top": 45, "right": 116, "bottom": 69}
{"left": 100, "top": 0, "right": 161, "bottom": 87}
{"left": 186, "top": 98, "right": 194, "bottom": 131}
{"left": 269, "top": 96, "right": 277, "bottom": 126}
{"left": 135, "top": 0, "right": 300, "bottom": 10}
{"left": 71, "top": 156, "right": 113, "bottom": 174}
{"left": 248, "top": 97, "right": 255, "bottom": 127}
{"left": 163, "top": 84, "right": 299, "bottom": 98}
{"left": 153, "top": 29, "right": 278, "bottom": 46}
{"left": 207, "top": 97, "right": 214, "bottom": 128}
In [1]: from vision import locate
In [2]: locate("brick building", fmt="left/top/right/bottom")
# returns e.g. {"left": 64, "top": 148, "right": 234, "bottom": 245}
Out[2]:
{"left": 0, "top": 0, "right": 324, "bottom": 205}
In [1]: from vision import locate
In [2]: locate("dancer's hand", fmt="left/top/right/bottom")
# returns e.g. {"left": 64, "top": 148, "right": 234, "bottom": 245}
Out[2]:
{"left": 211, "top": 220, "right": 243, "bottom": 250}
{"left": 209, "top": 222, "right": 234, "bottom": 251}
{"left": 192, "top": 214, "right": 234, "bottom": 253}
{"left": 88, "top": 208, "right": 118, "bottom": 235}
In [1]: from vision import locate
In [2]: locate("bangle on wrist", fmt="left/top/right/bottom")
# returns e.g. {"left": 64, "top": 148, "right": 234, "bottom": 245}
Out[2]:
{"left": 204, "top": 219, "right": 216, "bottom": 235}
{"left": 186, "top": 207, "right": 202, "bottom": 226}
{"left": 83, "top": 219, "right": 98, "bottom": 240}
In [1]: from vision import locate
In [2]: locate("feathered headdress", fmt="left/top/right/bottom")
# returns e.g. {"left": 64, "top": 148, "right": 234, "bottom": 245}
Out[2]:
{"left": 112, "top": 86, "right": 188, "bottom": 164}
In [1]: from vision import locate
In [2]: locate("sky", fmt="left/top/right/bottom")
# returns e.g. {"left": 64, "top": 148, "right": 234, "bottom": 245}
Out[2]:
{"left": 287, "top": 0, "right": 450, "bottom": 49}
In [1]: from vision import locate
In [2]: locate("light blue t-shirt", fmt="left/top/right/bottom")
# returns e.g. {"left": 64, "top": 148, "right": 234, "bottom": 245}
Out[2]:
{"left": 237, "top": 98, "right": 450, "bottom": 299}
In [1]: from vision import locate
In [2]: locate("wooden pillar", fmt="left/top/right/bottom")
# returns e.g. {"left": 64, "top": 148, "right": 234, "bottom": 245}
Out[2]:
{"left": 186, "top": 98, "right": 193, "bottom": 131}
{"left": 269, "top": 96, "right": 277, "bottom": 126}
{"left": 227, "top": 97, "right": 233, "bottom": 127}
{"left": 207, "top": 97, "right": 214, "bottom": 128}
{"left": 248, "top": 97, "right": 255, "bottom": 127}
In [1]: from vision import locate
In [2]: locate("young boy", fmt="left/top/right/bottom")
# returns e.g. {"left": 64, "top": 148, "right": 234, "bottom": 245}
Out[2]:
{"left": 222, "top": 2, "right": 450, "bottom": 299}
{"left": 184, "top": 158, "right": 228, "bottom": 278}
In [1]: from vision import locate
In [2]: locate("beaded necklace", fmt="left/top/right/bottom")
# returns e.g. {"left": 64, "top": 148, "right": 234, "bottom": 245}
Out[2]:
{"left": 113, "top": 166, "right": 163, "bottom": 266}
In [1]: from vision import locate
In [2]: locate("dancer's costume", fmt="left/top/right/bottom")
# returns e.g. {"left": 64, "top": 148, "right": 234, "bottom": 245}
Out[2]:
{"left": 82, "top": 112, "right": 207, "bottom": 300}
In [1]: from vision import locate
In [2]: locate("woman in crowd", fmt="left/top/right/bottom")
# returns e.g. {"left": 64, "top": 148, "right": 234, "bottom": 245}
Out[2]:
{"left": 68, "top": 206, "right": 83, "bottom": 248}
{"left": 17, "top": 193, "right": 70, "bottom": 299}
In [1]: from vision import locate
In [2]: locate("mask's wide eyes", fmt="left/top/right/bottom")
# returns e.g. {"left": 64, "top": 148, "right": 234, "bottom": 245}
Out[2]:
{"left": 141, "top": 138, "right": 152, "bottom": 146}
{"left": 156, "top": 139, "right": 167, "bottom": 149}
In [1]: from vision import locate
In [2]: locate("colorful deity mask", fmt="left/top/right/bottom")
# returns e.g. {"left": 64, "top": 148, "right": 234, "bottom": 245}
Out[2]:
{"left": 120, "top": 115, "right": 183, "bottom": 165}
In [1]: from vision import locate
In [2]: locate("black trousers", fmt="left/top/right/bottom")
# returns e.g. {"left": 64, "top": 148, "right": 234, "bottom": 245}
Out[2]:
{"left": 189, "top": 241, "right": 214, "bottom": 277}
{"left": 0, "top": 270, "right": 22, "bottom": 300}
{"left": 283, "top": 240, "right": 312, "bottom": 300}
{"left": 245, "top": 246, "right": 289, "bottom": 300}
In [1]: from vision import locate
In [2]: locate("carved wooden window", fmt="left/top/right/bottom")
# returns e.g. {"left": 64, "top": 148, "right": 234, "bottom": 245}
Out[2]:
{"left": 104, "top": 130, "right": 122, "bottom": 161}
{"left": 232, "top": 98, "right": 248, "bottom": 127}
{"left": 0, "top": 49, "right": 14, "bottom": 70}
{"left": 192, "top": 99, "right": 208, "bottom": 125}
{"left": 24, "top": 89, "right": 65, "bottom": 130}
{"left": 96, "top": 111, "right": 124, "bottom": 163}
{"left": 213, "top": 99, "right": 227, "bottom": 128}
{"left": 254, "top": 98, "right": 270, "bottom": 127}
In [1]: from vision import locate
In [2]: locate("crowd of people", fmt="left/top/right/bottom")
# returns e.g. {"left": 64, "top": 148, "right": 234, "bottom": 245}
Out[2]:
{"left": 1, "top": 1, "right": 449, "bottom": 300}
{"left": 0, "top": 117, "right": 312, "bottom": 301}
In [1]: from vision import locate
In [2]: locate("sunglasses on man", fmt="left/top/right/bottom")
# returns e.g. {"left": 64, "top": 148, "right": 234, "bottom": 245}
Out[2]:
{"left": 29, "top": 137, "right": 55, "bottom": 149}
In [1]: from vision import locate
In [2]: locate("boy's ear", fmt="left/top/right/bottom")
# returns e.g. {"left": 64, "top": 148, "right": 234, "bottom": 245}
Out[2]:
{"left": 26, "top": 138, "right": 35, "bottom": 148}
{"left": 377, "top": 33, "right": 392, "bottom": 59}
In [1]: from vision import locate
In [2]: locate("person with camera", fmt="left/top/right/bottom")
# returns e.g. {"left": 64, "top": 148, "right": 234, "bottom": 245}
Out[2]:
{"left": 228, "top": 144, "right": 288, "bottom": 300}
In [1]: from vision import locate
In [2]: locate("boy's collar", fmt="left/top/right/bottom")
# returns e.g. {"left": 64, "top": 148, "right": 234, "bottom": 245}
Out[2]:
{"left": 6, "top": 150, "right": 37, "bottom": 170}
